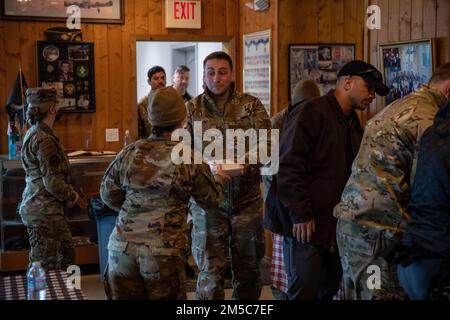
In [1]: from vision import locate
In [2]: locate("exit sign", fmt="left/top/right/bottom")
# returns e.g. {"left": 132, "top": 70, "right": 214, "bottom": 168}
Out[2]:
{"left": 165, "top": 0, "right": 201, "bottom": 29}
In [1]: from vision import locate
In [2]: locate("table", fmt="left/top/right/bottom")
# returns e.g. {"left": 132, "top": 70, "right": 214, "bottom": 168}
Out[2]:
{"left": 0, "top": 270, "right": 87, "bottom": 300}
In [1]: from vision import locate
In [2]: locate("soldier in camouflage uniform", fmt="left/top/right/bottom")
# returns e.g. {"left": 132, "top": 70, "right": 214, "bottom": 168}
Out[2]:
{"left": 187, "top": 51, "right": 271, "bottom": 300}
{"left": 19, "top": 88, "right": 87, "bottom": 270}
{"left": 334, "top": 62, "right": 450, "bottom": 300}
{"left": 101, "top": 87, "right": 224, "bottom": 300}
{"left": 137, "top": 66, "right": 166, "bottom": 139}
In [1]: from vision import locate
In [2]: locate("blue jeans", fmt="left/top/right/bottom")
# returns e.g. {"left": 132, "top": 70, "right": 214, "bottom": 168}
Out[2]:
{"left": 397, "top": 258, "right": 446, "bottom": 300}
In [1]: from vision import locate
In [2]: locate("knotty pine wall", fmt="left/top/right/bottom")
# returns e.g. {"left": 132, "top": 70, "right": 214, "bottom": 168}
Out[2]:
{"left": 240, "top": 0, "right": 449, "bottom": 125}
{"left": 0, "top": 0, "right": 239, "bottom": 154}
{"left": 239, "top": 0, "right": 278, "bottom": 119}
{"left": 2, "top": 1, "right": 448, "bottom": 153}
{"left": 274, "top": 0, "right": 369, "bottom": 123}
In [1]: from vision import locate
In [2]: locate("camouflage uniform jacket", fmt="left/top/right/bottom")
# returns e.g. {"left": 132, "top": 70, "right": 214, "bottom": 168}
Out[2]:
{"left": 100, "top": 138, "right": 224, "bottom": 255}
{"left": 334, "top": 85, "right": 447, "bottom": 235}
{"left": 137, "top": 94, "right": 151, "bottom": 139}
{"left": 186, "top": 83, "right": 271, "bottom": 211}
{"left": 19, "top": 122, "right": 77, "bottom": 223}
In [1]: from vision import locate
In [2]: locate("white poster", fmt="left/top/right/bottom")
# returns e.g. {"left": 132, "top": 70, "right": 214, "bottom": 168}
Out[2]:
{"left": 243, "top": 30, "right": 271, "bottom": 114}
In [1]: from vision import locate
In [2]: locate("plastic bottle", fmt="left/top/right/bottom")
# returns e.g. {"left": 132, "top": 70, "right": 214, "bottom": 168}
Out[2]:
{"left": 27, "top": 261, "right": 47, "bottom": 300}
{"left": 7, "top": 120, "right": 18, "bottom": 160}
{"left": 123, "top": 129, "right": 132, "bottom": 147}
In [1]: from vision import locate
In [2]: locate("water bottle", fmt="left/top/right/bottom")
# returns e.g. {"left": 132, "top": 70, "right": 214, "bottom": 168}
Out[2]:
{"left": 8, "top": 133, "right": 16, "bottom": 160}
{"left": 27, "top": 261, "right": 47, "bottom": 300}
{"left": 7, "top": 120, "right": 18, "bottom": 160}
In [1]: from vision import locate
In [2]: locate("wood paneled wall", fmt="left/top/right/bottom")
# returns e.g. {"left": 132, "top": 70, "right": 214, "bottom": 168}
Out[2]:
{"left": 239, "top": 0, "right": 278, "bottom": 117}
{"left": 240, "top": 0, "right": 449, "bottom": 124}
{"left": 367, "top": 0, "right": 450, "bottom": 118}
{"left": 0, "top": 0, "right": 239, "bottom": 154}
{"left": 271, "top": 0, "right": 368, "bottom": 123}
{"left": 1, "top": 0, "right": 449, "bottom": 152}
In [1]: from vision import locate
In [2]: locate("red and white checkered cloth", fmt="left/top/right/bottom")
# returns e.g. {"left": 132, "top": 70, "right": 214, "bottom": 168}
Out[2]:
{"left": 270, "top": 233, "right": 288, "bottom": 293}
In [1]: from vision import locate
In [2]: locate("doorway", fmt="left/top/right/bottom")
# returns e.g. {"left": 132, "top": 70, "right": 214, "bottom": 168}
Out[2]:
{"left": 136, "top": 40, "right": 226, "bottom": 102}
{"left": 171, "top": 44, "right": 197, "bottom": 95}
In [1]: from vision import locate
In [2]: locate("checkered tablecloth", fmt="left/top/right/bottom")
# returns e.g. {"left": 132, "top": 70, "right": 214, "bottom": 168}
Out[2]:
{"left": 270, "top": 233, "right": 288, "bottom": 293}
{"left": 0, "top": 270, "right": 87, "bottom": 300}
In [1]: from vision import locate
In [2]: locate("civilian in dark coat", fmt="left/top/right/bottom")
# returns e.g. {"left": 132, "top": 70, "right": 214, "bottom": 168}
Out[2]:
{"left": 263, "top": 80, "right": 321, "bottom": 300}
{"left": 276, "top": 60, "right": 389, "bottom": 300}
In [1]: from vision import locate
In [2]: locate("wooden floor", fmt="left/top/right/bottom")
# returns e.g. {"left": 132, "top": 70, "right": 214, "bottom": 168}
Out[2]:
{"left": 81, "top": 256, "right": 275, "bottom": 300}
{"left": 81, "top": 273, "right": 276, "bottom": 300}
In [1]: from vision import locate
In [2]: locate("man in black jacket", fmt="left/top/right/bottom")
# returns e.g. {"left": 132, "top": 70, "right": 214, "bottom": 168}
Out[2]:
{"left": 264, "top": 80, "right": 321, "bottom": 300}
{"left": 396, "top": 98, "right": 450, "bottom": 300}
{"left": 276, "top": 60, "right": 389, "bottom": 300}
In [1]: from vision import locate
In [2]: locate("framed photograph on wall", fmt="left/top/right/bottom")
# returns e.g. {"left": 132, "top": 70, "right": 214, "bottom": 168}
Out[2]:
{"left": 1, "top": 0, "right": 124, "bottom": 24}
{"left": 243, "top": 29, "right": 271, "bottom": 114}
{"left": 378, "top": 39, "right": 435, "bottom": 105}
{"left": 289, "top": 44, "right": 355, "bottom": 98}
{"left": 37, "top": 41, "right": 95, "bottom": 113}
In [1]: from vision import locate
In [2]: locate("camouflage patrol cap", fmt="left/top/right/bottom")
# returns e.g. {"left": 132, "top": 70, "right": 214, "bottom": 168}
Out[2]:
{"left": 148, "top": 86, "right": 187, "bottom": 127}
{"left": 26, "top": 87, "right": 57, "bottom": 112}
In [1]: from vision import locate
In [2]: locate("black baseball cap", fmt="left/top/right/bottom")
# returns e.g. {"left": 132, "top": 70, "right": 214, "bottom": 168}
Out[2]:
{"left": 337, "top": 60, "right": 390, "bottom": 96}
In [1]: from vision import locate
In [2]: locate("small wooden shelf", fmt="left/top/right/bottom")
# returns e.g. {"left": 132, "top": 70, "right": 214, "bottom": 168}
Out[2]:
{"left": 0, "top": 244, "right": 99, "bottom": 272}
{"left": 2, "top": 220, "right": 24, "bottom": 227}
{"left": 1, "top": 176, "right": 24, "bottom": 181}
{"left": 1, "top": 154, "right": 113, "bottom": 273}
{"left": 0, "top": 250, "right": 29, "bottom": 272}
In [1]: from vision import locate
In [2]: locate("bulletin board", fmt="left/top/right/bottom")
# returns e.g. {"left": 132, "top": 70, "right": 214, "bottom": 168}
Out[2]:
{"left": 243, "top": 29, "right": 271, "bottom": 114}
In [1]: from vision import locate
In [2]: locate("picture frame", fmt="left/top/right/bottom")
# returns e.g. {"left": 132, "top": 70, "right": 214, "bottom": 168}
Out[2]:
{"left": 37, "top": 41, "right": 95, "bottom": 113}
{"left": 289, "top": 44, "right": 355, "bottom": 98}
{"left": 1, "top": 0, "right": 124, "bottom": 24}
{"left": 378, "top": 39, "right": 435, "bottom": 105}
{"left": 243, "top": 29, "right": 271, "bottom": 115}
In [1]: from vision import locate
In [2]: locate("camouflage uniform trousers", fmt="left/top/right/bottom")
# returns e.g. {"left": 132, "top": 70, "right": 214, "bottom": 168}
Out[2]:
{"left": 336, "top": 219, "right": 406, "bottom": 300}
{"left": 192, "top": 201, "right": 265, "bottom": 300}
{"left": 25, "top": 217, "right": 74, "bottom": 271}
{"left": 104, "top": 240, "right": 187, "bottom": 300}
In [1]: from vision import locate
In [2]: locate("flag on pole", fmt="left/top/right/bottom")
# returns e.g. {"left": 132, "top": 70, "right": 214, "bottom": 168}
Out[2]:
{"left": 5, "top": 71, "right": 28, "bottom": 125}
